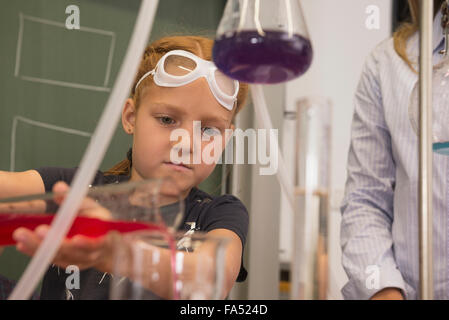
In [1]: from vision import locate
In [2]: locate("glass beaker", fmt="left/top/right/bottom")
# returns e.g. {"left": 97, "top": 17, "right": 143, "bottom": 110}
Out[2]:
{"left": 213, "top": 0, "right": 312, "bottom": 84}
{"left": 109, "top": 230, "right": 230, "bottom": 300}
{"left": 0, "top": 178, "right": 184, "bottom": 299}
{"left": 409, "top": 56, "right": 449, "bottom": 155}
{"left": 292, "top": 96, "right": 332, "bottom": 300}
{"left": 0, "top": 178, "right": 184, "bottom": 246}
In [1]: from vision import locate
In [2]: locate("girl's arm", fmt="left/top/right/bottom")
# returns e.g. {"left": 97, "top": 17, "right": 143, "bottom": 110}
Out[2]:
{"left": 0, "top": 170, "right": 45, "bottom": 199}
{"left": 206, "top": 228, "right": 242, "bottom": 297}
{"left": 11, "top": 182, "right": 244, "bottom": 299}
{"left": 0, "top": 170, "right": 45, "bottom": 254}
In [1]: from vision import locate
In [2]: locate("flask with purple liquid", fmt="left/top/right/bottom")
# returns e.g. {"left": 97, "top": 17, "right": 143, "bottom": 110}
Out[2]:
{"left": 213, "top": 0, "right": 313, "bottom": 84}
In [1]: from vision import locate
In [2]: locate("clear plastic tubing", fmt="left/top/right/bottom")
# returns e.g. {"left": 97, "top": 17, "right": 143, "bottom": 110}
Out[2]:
{"left": 250, "top": 85, "right": 295, "bottom": 212}
{"left": 9, "top": 0, "right": 160, "bottom": 300}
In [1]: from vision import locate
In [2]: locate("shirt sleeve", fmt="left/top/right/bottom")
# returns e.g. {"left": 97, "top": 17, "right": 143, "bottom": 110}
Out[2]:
{"left": 35, "top": 167, "right": 78, "bottom": 192}
{"left": 35, "top": 167, "right": 104, "bottom": 192}
{"left": 199, "top": 194, "right": 249, "bottom": 250}
{"left": 340, "top": 50, "right": 408, "bottom": 300}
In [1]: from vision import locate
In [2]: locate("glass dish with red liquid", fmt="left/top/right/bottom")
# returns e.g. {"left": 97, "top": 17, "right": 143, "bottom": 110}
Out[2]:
{"left": 0, "top": 178, "right": 183, "bottom": 245}
{"left": 0, "top": 178, "right": 185, "bottom": 299}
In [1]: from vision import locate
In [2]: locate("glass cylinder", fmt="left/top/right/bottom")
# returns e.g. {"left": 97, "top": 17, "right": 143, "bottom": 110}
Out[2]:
{"left": 291, "top": 96, "right": 332, "bottom": 300}
{"left": 109, "top": 231, "right": 230, "bottom": 300}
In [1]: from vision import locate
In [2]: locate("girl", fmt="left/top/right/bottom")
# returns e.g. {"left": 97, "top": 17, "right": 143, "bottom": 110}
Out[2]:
{"left": 2, "top": 35, "right": 249, "bottom": 299}
{"left": 341, "top": 0, "right": 447, "bottom": 300}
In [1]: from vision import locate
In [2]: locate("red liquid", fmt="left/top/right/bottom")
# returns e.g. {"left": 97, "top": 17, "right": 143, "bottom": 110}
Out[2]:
{"left": 165, "top": 232, "right": 179, "bottom": 300}
{"left": 0, "top": 213, "right": 164, "bottom": 246}
{"left": 0, "top": 213, "right": 181, "bottom": 299}
{"left": 213, "top": 30, "right": 313, "bottom": 84}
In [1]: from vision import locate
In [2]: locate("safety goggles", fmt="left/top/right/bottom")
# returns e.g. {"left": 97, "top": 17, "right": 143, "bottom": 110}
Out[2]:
{"left": 134, "top": 50, "right": 239, "bottom": 111}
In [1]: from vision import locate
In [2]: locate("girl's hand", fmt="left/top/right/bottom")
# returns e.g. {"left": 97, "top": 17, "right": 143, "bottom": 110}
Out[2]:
{"left": 12, "top": 181, "right": 115, "bottom": 271}
{"left": 51, "top": 181, "right": 112, "bottom": 221}
{"left": 12, "top": 225, "right": 114, "bottom": 271}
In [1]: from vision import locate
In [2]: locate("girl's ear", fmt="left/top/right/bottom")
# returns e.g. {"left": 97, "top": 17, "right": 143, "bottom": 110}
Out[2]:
{"left": 122, "top": 98, "right": 136, "bottom": 134}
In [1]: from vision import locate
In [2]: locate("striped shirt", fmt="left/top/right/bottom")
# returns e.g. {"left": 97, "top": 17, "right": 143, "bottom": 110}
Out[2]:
{"left": 341, "top": 9, "right": 448, "bottom": 300}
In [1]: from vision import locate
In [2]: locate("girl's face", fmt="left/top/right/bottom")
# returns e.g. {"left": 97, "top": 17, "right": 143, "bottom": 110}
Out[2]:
{"left": 122, "top": 77, "right": 235, "bottom": 198}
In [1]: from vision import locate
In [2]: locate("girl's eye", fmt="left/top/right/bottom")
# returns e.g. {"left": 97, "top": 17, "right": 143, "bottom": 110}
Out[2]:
{"left": 157, "top": 116, "right": 176, "bottom": 126}
{"left": 202, "top": 127, "right": 221, "bottom": 137}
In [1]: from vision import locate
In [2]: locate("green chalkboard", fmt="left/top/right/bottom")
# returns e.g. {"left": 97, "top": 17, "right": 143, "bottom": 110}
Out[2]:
{"left": 0, "top": 0, "right": 226, "bottom": 289}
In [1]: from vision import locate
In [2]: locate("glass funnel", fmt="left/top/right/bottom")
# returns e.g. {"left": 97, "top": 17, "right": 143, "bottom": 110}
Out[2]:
{"left": 0, "top": 178, "right": 184, "bottom": 299}
{"left": 109, "top": 230, "right": 230, "bottom": 300}
{"left": 213, "top": 0, "right": 313, "bottom": 84}
{"left": 409, "top": 56, "right": 449, "bottom": 155}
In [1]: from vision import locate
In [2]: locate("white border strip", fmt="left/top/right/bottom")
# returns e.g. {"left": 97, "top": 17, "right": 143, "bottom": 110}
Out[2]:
{"left": 14, "top": 13, "right": 24, "bottom": 77}
{"left": 104, "top": 34, "right": 116, "bottom": 87}
{"left": 14, "top": 13, "right": 116, "bottom": 92}
{"left": 19, "top": 76, "right": 111, "bottom": 92}
{"left": 10, "top": 116, "right": 91, "bottom": 172}
{"left": 21, "top": 13, "right": 115, "bottom": 36}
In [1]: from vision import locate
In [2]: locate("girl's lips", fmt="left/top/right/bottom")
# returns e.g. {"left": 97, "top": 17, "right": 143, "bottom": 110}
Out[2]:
{"left": 163, "top": 162, "right": 192, "bottom": 172}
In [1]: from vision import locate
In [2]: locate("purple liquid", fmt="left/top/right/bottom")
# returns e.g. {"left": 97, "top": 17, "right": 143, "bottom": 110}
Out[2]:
{"left": 213, "top": 30, "right": 313, "bottom": 84}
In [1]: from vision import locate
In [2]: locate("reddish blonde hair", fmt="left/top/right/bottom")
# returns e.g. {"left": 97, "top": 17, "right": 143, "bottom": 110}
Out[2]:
{"left": 393, "top": 0, "right": 444, "bottom": 72}
{"left": 105, "top": 35, "right": 249, "bottom": 176}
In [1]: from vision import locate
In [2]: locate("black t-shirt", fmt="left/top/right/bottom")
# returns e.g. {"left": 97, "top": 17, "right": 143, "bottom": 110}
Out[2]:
{"left": 35, "top": 167, "right": 248, "bottom": 300}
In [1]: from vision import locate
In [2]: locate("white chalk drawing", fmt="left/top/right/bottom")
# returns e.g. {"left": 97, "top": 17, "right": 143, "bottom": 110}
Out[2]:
{"left": 15, "top": 12, "right": 116, "bottom": 92}
{"left": 10, "top": 116, "right": 92, "bottom": 172}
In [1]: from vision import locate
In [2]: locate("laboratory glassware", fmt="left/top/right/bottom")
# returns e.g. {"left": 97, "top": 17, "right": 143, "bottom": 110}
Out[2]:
{"left": 291, "top": 96, "right": 332, "bottom": 300}
{"left": 109, "top": 230, "right": 230, "bottom": 300}
{"left": 0, "top": 177, "right": 183, "bottom": 299}
{"left": 213, "top": 0, "right": 312, "bottom": 84}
